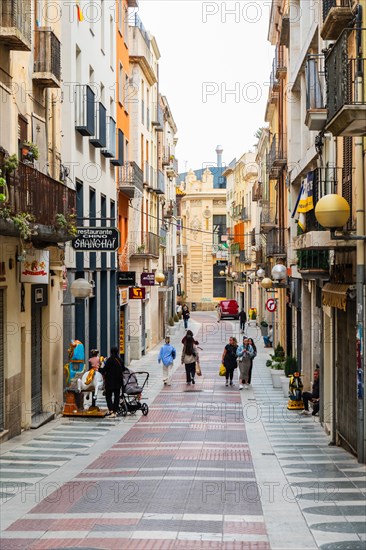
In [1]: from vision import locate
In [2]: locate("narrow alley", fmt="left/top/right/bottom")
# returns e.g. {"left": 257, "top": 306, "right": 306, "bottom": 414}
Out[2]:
{"left": 0, "top": 313, "right": 365, "bottom": 550}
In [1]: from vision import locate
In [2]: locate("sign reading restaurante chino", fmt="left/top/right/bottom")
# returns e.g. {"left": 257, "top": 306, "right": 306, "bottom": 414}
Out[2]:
{"left": 72, "top": 228, "right": 120, "bottom": 251}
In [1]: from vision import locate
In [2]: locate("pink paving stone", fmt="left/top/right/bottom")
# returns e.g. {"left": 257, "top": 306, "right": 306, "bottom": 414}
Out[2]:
{"left": 29, "top": 538, "right": 85, "bottom": 549}
{"left": 223, "top": 522, "right": 268, "bottom": 535}
{"left": 0, "top": 539, "right": 36, "bottom": 550}
{"left": 30, "top": 480, "right": 105, "bottom": 514}
{"left": 47, "top": 517, "right": 99, "bottom": 530}
{"left": 6, "top": 518, "right": 53, "bottom": 531}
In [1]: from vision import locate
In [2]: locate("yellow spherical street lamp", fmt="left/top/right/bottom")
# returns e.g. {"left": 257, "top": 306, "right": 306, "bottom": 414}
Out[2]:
{"left": 314, "top": 194, "right": 350, "bottom": 229}
{"left": 260, "top": 277, "right": 273, "bottom": 289}
{"left": 155, "top": 272, "right": 166, "bottom": 284}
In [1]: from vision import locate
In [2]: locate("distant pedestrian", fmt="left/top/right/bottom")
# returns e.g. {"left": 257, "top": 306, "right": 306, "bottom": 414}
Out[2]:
{"left": 222, "top": 336, "right": 238, "bottom": 387}
{"left": 239, "top": 308, "right": 247, "bottom": 333}
{"left": 182, "top": 304, "right": 190, "bottom": 330}
{"left": 176, "top": 303, "right": 182, "bottom": 315}
{"left": 158, "top": 336, "right": 176, "bottom": 386}
{"left": 100, "top": 347, "right": 124, "bottom": 417}
{"left": 268, "top": 325, "right": 273, "bottom": 347}
{"left": 237, "top": 337, "right": 255, "bottom": 389}
{"left": 181, "top": 333, "right": 198, "bottom": 385}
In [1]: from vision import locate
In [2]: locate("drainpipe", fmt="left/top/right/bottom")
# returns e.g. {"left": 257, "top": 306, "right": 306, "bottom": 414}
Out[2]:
{"left": 355, "top": 3, "right": 366, "bottom": 463}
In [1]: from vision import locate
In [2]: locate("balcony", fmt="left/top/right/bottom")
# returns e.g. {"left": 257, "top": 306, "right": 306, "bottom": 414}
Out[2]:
{"left": 162, "top": 146, "right": 171, "bottom": 166}
{"left": 101, "top": 116, "right": 116, "bottom": 158}
{"left": 252, "top": 181, "right": 262, "bottom": 202}
{"left": 166, "top": 156, "right": 178, "bottom": 178}
{"left": 241, "top": 207, "right": 251, "bottom": 221}
{"left": 0, "top": 0, "right": 31, "bottom": 51}
{"left": 325, "top": 31, "right": 366, "bottom": 136}
{"left": 155, "top": 170, "right": 165, "bottom": 195}
{"left": 90, "top": 103, "right": 107, "bottom": 148}
{"left": 267, "top": 134, "right": 287, "bottom": 177}
{"left": 231, "top": 204, "right": 241, "bottom": 220}
{"left": 177, "top": 244, "right": 187, "bottom": 256}
{"left": 33, "top": 27, "right": 61, "bottom": 88}
{"left": 297, "top": 249, "right": 330, "bottom": 280}
{"left": 163, "top": 200, "right": 177, "bottom": 218}
{"left": 152, "top": 103, "right": 164, "bottom": 131}
{"left": 129, "top": 231, "right": 160, "bottom": 258}
{"left": 321, "top": 0, "right": 354, "bottom": 40}
{"left": 118, "top": 161, "right": 143, "bottom": 198}
{"left": 239, "top": 250, "right": 251, "bottom": 264}
{"left": 260, "top": 200, "right": 277, "bottom": 233}
{"left": 265, "top": 60, "right": 279, "bottom": 122}
{"left": 159, "top": 227, "right": 167, "bottom": 247}
{"left": 275, "top": 45, "right": 287, "bottom": 80}
{"left": 305, "top": 54, "right": 327, "bottom": 131}
{"left": 0, "top": 157, "right": 76, "bottom": 243}
{"left": 129, "top": 14, "right": 157, "bottom": 85}
{"left": 266, "top": 228, "right": 287, "bottom": 259}
{"left": 75, "top": 85, "right": 95, "bottom": 137}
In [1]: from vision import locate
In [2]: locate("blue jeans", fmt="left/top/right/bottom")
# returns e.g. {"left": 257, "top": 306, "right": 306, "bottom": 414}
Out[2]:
{"left": 184, "top": 318, "right": 188, "bottom": 329}
{"left": 263, "top": 336, "right": 270, "bottom": 346}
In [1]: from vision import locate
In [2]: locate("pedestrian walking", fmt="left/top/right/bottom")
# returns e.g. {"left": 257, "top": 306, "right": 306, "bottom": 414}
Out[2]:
{"left": 267, "top": 324, "right": 273, "bottom": 347}
{"left": 182, "top": 329, "right": 199, "bottom": 346}
{"left": 222, "top": 336, "right": 238, "bottom": 386}
{"left": 181, "top": 333, "right": 198, "bottom": 385}
{"left": 237, "top": 337, "right": 255, "bottom": 389}
{"left": 100, "top": 346, "right": 124, "bottom": 417}
{"left": 300, "top": 368, "right": 320, "bottom": 416}
{"left": 158, "top": 336, "right": 176, "bottom": 386}
{"left": 182, "top": 304, "right": 190, "bottom": 330}
{"left": 239, "top": 308, "right": 247, "bottom": 333}
{"left": 247, "top": 338, "right": 257, "bottom": 385}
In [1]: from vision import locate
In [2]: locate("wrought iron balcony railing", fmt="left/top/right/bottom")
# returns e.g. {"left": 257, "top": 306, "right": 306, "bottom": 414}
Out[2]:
{"left": 267, "top": 134, "right": 287, "bottom": 176}
{"left": 305, "top": 54, "right": 327, "bottom": 131}
{"left": 118, "top": 161, "right": 143, "bottom": 197}
{"left": 325, "top": 30, "right": 366, "bottom": 136}
{"left": 129, "top": 14, "right": 156, "bottom": 85}
{"left": 266, "top": 228, "right": 287, "bottom": 258}
{"left": 0, "top": 156, "right": 76, "bottom": 242}
{"left": 0, "top": 0, "right": 31, "bottom": 51}
{"left": 260, "top": 200, "right": 277, "bottom": 232}
{"left": 241, "top": 207, "right": 250, "bottom": 221}
{"left": 129, "top": 231, "right": 160, "bottom": 258}
{"left": 152, "top": 103, "right": 164, "bottom": 130}
{"left": 33, "top": 27, "right": 61, "bottom": 88}
{"left": 275, "top": 45, "right": 287, "bottom": 79}
{"left": 155, "top": 169, "right": 165, "bottom": 195}
{"left": 297, "top": 249, "right": 330, "bottom": 272}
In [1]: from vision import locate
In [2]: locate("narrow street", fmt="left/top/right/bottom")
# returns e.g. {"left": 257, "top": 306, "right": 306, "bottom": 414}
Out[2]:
{"left": 1, "top": 313, "right": 365, "bottom": 550}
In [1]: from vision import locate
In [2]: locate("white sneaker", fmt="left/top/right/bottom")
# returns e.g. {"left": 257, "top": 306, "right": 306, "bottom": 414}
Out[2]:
{"left": 300, "top": 410, "right": 311, "bottom": 415}
{"left": 244, "top": 384, "right": 249, "bottom": 389}
{"left": 239, "top": 384, "right": 244, "bottom": 390}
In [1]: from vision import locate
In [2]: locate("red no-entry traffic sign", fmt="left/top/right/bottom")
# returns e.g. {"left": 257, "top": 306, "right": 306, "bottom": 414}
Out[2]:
{"left": 266, "top": 298, "right": 277, "bottom": 312}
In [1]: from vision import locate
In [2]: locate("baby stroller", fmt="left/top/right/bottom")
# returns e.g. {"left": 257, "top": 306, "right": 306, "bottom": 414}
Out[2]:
{"left": 118, "top": 369, "right": 149, "bottom": 416}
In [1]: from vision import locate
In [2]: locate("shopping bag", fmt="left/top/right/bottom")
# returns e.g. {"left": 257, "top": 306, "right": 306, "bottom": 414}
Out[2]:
{"left": 195, "top": 362, "right": 202, "bottom": 376}
{"left": 219, "top": 364, "right": 226, "bottom": 376}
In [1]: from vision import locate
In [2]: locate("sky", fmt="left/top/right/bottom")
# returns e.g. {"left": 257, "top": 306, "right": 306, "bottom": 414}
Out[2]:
{"left": 137, "top": 0, "right": 275, "bottom": 172}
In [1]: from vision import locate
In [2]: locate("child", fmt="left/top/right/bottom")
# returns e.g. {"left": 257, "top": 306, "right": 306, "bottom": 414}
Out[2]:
{"left": 158, "top": 336, "right": 176, "bottom": 386}
{"left": 88, "top": 349, "right": 100, "bottom": 371}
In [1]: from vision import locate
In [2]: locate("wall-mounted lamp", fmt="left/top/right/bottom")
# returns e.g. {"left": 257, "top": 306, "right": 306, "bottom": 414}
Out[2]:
{"left": 62, "top": 277, "right": 93, "bottom": 306}
{"left": 256, "top": 267, "right": 265, "bottom": 279}
{"left": 315, "top": 194, "right": 366, "bottom": 241}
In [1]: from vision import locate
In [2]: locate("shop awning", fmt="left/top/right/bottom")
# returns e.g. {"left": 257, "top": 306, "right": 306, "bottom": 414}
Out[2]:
{"left": 322, "top": 283, "right": 350, "bottom": 311}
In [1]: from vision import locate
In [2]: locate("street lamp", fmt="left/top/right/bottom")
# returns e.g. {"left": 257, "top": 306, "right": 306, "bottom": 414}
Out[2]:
{"left": 70, "top": 278, "right": 93, "bottom": 299}
{"left": 315, "top": 194, "right": 366, "bottom": 240}
{"left": 260, "top": 277, "right": 273, "bottom": 289}
{"left": 155, "top": 272, "right": 166, "bottom": 284}
{"left": 256, "top": 267, "right": 265, "bottom": 279}
{"left": 271, "top": 263, "right": 287, "bottom": 281}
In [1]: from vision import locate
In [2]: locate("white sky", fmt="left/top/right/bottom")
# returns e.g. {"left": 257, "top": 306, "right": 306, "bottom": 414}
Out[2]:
{"left": 137, "top": 0, "right": 274, "bottom": 172}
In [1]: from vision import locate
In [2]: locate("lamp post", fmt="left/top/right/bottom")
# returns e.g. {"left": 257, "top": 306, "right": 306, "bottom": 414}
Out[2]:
{"left": 315, "top": 194, "right": 366, "bottom": 463}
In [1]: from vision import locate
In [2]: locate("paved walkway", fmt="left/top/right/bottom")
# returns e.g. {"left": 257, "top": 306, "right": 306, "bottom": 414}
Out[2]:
{"left": 0, "top": 313, "right": 365, "bottom": 549}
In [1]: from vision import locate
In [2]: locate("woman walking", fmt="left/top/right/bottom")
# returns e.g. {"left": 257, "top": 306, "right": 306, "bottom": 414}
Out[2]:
{"left": 182, "top": 304, "right": 190, "bottom": 330}
{"left": 181, "top": 333, "right": 198, "bottom": 385}
{"left": 237, "top": 337, "right": 255, "bottom": 389}
{"left": 247, "top": 338, "right": 257, "bottom": 385}
{"left": 100, "top": 346, "right": 124, "bottom": 417}
{"left": 222, "top": 336, "right": 238, "bottom": 386}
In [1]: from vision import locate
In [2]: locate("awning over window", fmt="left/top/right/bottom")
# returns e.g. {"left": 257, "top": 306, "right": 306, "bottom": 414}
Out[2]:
{"left": 322, "top": 283, "right": 350, "bottom": 311}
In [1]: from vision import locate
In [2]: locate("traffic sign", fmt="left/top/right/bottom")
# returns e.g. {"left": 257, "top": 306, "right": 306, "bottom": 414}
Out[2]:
{"left": 266, "top": 298, "right": 277, "bottom": 312}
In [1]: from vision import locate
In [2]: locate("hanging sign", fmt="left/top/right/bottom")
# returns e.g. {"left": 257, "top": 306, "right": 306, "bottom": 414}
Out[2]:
{"left": 117, "top": 271, "right": 136, "bottom": 286}
{"left": 141, "top": 272, "right": 155, "bottom": 286}
{"left": 72, "top": 228, "right": 120, "bottom": 251}
{"left": 266, "top": 298, "right": 277, "bottom": 312}
{"left": 21, "top": 249, "right": 49, "bottom": 283}
{"left": 129, "top": 287, "right": 146, "bottom": 300}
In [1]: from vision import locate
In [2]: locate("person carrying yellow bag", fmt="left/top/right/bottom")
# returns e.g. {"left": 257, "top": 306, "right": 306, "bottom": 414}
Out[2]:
{"left": 219, "top": 364, "right": 226, "bottom": 376}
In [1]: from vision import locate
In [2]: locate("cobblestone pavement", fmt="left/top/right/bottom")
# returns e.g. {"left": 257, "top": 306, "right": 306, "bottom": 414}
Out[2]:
{"left": 0, "top": 313, "right": 365, "bottom": 549}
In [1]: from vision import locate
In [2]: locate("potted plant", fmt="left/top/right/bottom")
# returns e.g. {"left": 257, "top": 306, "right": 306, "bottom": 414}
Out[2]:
{"left": 22, "top": 141, "right": 39, "bottom": 162}
{"left": 137, "top": 244, "right": 145, "bottom": 253}
{"left": 0, "top": 171, "right": 9, "bottom": 203}
{"left": 270, "top": 347, "right": 285, "bottom": 388}
{"left": 3, "top": 154, "right": 18, "bottom": 174}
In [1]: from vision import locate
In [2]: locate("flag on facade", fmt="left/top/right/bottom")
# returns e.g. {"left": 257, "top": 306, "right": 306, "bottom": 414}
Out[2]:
{"left": 297, "top": 171, "right": 314, "bottom": 231}
{"left": 76, "top": 1, "right": 84, "bottom": 22}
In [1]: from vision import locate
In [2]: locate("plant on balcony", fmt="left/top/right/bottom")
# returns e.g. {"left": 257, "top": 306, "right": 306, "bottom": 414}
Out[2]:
{"left": 0, "top": 171, "right": 9, "bottom": 203}
{"left": 12, "top": 212, "right": 36, "bottom": 240}
{"left": 55, "top": 212, "right": 77, "bottom": 237}
{"left": 22, "top": 141, "right": 39, "bottom": 162}
{"left": 3, "top": 154, "right": 18, "bottom": 174}
{"left": 137, "top": 244, "right": 145, "bottom": 253}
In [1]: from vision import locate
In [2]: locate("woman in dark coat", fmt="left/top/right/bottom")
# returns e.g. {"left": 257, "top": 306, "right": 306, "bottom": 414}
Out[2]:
{"left": 247, "top": 338, "right": 257, "bottom": 385}
{"left": 100, "top": 346, "right": 124, "bottom": 417}
{"left": 222, "top": 336, "right": 238, "bottom": 386}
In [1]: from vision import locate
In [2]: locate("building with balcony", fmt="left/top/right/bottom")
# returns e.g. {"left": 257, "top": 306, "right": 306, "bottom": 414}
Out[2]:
{"left": 61, "top": 0, "right": 119, "bottom": 368}
{"left": 0, "top": 0, "right": 76, "bottom": 440}
{"left": 178, "top": 147, "right": 227, "bottom": 311}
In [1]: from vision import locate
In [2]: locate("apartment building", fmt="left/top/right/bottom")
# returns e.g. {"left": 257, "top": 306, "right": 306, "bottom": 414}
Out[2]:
{"left": 0, "top": 0, "right": 76, "bottom": 438}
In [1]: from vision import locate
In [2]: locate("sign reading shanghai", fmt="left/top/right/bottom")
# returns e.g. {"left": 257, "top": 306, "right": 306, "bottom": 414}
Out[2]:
{"left": 72, "top": 228, "right": 120, "bottom": 251}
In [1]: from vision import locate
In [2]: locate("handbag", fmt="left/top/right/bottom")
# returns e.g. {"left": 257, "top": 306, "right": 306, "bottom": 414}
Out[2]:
{"left": 195, "top": 362, "right": 202, "bottom": 376}
{"left": 219, "top": 364, "right": 226, "bottom": 376}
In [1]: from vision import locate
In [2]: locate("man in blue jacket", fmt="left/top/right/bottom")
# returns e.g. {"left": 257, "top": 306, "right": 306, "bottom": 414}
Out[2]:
{"left": 158, "top": 336, "right": 176, "bottom": 386}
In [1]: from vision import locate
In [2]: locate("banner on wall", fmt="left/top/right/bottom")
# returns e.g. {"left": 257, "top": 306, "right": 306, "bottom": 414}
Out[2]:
{"left": 21, "top": 249, "right": 49, "bottom": 284}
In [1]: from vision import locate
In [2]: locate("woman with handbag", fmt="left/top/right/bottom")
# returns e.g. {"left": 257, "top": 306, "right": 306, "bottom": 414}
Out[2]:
{"left": 222, "top": 337, "right": 238, "bottom": 386}
{"left": 181, "top": 333, "right": 197, "bottom": 385}
{"left": 237, "top": 337, "right": 255, "bottom": 390}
